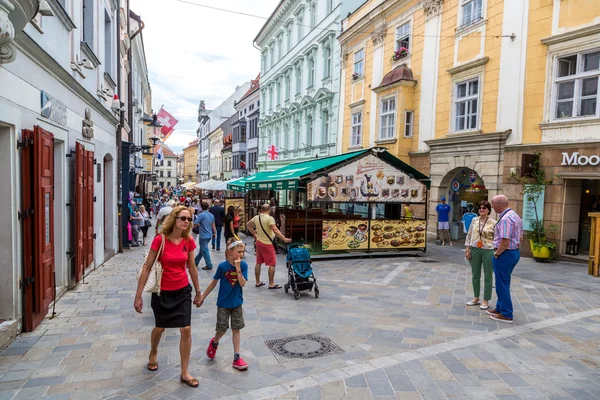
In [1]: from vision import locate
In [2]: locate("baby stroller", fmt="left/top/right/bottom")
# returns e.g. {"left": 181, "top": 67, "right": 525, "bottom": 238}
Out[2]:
{"left": 284, "top": 243, "right": 319, "bottom": 300}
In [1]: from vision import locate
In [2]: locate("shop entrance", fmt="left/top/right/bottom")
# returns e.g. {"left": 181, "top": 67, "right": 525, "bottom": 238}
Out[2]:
{"left": 443, "top": 168, "right": 488, "bottom": 240}
{"left": 578, "top": 180, "right": 600, "bottom": 254}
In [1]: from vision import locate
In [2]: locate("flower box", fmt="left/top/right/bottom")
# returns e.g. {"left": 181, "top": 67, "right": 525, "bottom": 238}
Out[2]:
{"left": 392, "top": 47, "right": 409, "bottom": 62}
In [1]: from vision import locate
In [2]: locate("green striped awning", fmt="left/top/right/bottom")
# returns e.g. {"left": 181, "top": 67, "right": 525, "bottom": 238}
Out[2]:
{"left": 245, "top": 150, "right": 369, "bottom": 190}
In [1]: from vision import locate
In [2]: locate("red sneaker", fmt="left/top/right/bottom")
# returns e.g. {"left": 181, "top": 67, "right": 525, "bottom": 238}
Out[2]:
{"left": 232, "top": 357, "right": 248, "bottom": 370}
{"left": 206, "top": 338, "right": 218, "bottom": 359}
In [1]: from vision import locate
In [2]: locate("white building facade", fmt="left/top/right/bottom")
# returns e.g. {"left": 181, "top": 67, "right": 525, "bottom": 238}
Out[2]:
{"left": 196, "top": 84, "right": 250, "bottom": 181}
{"left": 233, "top": 74, "right": 260, "bottom": 178}
{"left": 254, "top": 0, "right": 362, "bottom": 171}
{"left": 208, "top": 127, "right": 223, "bottom": 180}
{"left": 0, "top": 0, "right": 122, "bottom": 336}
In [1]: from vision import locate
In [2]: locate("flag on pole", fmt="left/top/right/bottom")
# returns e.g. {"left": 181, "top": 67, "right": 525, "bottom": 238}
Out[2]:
{"left": 240, "top": 159, "right": 246, "bottom": 169}
{"left": 266, "top": 145, "right": 279, "bottom": 161}
{"left": 156, "top": 144, "right": 164, "bottom": 166}
{"left": 156, "top": 107, "right": 178, "bottom": 142}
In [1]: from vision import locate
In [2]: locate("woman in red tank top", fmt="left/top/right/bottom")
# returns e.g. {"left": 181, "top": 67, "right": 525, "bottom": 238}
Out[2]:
{"left": 135, "top": 206, "right": 203, "bottom": 388}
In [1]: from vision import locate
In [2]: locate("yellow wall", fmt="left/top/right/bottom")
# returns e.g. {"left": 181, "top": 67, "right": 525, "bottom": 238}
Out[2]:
{"left": 340, "top": 0, "right": 423, "bottom": 163}
{"left": 559, "top": 0, "right": 600, "bottom": 28}
{"left": 434, "top": 0, "right": 504, "bottom": 139}
{"left": 522, "top": 1, "right": 554, "bottom": 144}
{"left": 183, "top": 145, "right": 198, "bottom": 180}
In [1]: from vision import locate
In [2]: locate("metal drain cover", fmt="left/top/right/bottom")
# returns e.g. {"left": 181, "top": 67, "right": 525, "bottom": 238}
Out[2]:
{"left": 419, "top": 259, "right": 437, "bottom": 263}
{"left": 265, "top": 333, "right": 344, "bottom": 363}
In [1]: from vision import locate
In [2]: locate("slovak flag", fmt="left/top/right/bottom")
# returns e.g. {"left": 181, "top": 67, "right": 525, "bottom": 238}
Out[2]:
{"left": 156, "top": 145, "right": 164, "bottom": 166}
{"left": 156, "top": 107, "right": 178, "bottom": 141}
{"left": 266, "top": 145, "right": 279, "bottom": 161}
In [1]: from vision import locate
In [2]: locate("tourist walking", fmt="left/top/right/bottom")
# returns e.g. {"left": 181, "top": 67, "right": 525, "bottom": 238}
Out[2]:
{"left": 465, "top": 200, "right": 496, "bottom": 310}
{"left": 209, "top": 199, "right": 225, "bottom": 250}
{"left": 194, "top": 201, "right": 216, "bottom": 271}
{"left": 130, "top": 204, "right": 143, "bottom": 247}
{"left": 134, "top": 206, "right": 203, "bottom": 388}
{"left": 488, "top": 195, "right": 523, "bottom": 323}
{"left": 246, "top": 204, "right": 291, "bottom": 289}
{"left": 436, "top": 196, "right": 452, "bottom": 246}
{"left": 139, "top": 205, "right": 150, "bottom": 246}
{"left": 199, "top": 238, "right": 249, "bottom": 370}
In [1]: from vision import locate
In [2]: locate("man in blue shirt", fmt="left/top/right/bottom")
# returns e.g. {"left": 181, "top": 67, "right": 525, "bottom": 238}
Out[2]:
{"left": 209, "top": 199, "right": 226, "bottom": 251}
{"left": 436, "top": 196, "right": 452, "bottom": 246}
{"left": 194, "top": 201, "right": 216, "bottom": 270}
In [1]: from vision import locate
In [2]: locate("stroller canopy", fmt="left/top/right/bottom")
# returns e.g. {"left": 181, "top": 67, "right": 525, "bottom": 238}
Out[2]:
{"left": 287, "top": 247, "right": 313, "bottom": 279}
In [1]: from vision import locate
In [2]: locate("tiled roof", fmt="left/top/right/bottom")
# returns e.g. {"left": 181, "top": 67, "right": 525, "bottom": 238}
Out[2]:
{"left": 238, "top": 74, "right": 260, "bottom": 104}
{"left": 155, "top": 143, "right": 177, "bottom": 157}
{"left": 374, "top": 64, "right": 416, "bottom": 90}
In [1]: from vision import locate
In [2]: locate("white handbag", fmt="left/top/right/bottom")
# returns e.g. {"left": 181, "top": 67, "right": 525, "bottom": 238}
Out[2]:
{"left": 136, "top": 234, "right": 165, "bottom": 295}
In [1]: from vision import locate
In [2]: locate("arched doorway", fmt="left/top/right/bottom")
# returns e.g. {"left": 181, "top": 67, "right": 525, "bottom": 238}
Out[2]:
{"left": 439, "top": 167, "right": 488, "bottom": 240}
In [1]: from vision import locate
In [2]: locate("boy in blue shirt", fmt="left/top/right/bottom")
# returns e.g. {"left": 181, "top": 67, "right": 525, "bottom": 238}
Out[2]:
{"left": 200, "top": 237, "right": 249, "bottom": 370}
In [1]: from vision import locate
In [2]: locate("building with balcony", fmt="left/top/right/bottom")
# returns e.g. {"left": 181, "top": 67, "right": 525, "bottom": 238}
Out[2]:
{"left": 233, "top": 74, "right": 260, "bottom": 177}
{"left": 254, "top": 0, "right": 363, "bottom": 171}
{"left": 339, "top": 0, "right": 600, "bottom": 258}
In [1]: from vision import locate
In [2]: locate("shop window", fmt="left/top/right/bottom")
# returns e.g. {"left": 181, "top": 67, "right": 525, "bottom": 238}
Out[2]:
{"left": 554, "top": 50, "right": 600, "bottom": 120}
{"left": 354, "top": 49, "right": 364, "bottom": 77}
{"left": 379, "top": 97, "right": 396, "bottom": 140}
{"left": 395, "top": 22, "right": 411, "bottom": 53}
{"left": 351, "top": 111, "right": 362, "bottom": 146}
{"left": 459, "top": 0, "right": 483, "bottom": 29}
{"left": 454, "top": 78, "right": 480, "bottom": 132}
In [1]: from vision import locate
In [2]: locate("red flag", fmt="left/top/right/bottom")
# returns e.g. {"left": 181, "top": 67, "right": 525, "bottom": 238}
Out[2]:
{"left": 267, "top": 145, "right": 279, "bottom": 161}
{"left": 156, "top": 107, "right": 178, "bottom": 141}
{"left": 240, "top": 159, "right": 246, "bottom": 169}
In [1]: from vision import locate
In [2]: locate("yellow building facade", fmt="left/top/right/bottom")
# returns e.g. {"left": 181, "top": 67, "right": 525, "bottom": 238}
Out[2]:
{"left": 182, "top": 140, "right": 199, "bottom": 184}
{"left": 339, "top": 0, "right": 600, "bottom": 256}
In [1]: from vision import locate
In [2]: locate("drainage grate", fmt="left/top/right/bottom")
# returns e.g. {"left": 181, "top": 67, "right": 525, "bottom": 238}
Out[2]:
{"left": 419, "top": 259, "right": 438, "bottom": 263}
{"left": 265, "top": 333, "right": 345, "bottom": 363}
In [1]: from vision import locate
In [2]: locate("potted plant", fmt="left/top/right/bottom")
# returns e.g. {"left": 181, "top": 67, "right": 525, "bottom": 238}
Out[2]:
{"left": 392, "top": 47, "right": 409, "bottom": 61}
{"left": 510, "top": 153, "right": 558, "bottom": 262}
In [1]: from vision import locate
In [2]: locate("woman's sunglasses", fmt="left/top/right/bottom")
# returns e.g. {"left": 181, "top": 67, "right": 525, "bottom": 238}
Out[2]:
{"left": 177, "top": 216, "right": 193, "bottom": 222}
{"left": 479, "top": 207, "right": 489, "bottom": 211}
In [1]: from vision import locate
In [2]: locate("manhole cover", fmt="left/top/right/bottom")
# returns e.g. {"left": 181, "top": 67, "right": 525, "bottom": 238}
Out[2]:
{"left": 265, "top": 333, "right": 344, "bottom": 363}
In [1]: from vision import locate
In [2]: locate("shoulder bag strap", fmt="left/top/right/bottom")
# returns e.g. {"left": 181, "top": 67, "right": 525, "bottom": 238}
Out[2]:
{"left": 258, "top": 215, "right": 276, "bottom": 244}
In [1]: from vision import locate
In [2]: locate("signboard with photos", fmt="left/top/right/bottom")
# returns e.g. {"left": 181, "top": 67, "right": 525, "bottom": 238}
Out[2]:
{"left": 307, "top": 154, "right": 427, "bottom": 203}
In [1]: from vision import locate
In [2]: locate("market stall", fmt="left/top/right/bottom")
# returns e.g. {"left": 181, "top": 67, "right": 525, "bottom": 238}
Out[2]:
{"left": 235, "top": 148, "right": 430, "bottom": 254}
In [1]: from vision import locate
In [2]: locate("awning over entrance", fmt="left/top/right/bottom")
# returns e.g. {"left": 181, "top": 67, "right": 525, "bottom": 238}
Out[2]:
{"left": 244, "top": 148, "right": 431, "bottom": 190}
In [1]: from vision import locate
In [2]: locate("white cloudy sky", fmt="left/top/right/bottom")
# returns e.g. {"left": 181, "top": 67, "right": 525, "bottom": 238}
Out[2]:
{"left": 130, "top": 0, "right": 280, "bottom": 153}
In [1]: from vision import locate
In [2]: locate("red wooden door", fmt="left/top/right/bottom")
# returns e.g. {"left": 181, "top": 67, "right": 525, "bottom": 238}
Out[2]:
{"left": 84, "top": 150, "right": 94, "bottom": 267}
{"left": 75, "top": 143, "right": 84, "bottom": 282}
{"left": 22, "top": 126, "right": 55, "bottom": 332}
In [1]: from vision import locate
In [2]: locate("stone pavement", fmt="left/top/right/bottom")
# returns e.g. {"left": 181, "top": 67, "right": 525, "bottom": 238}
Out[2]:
{"left": 1, "top": 238, "right": 600, "bottom": 400}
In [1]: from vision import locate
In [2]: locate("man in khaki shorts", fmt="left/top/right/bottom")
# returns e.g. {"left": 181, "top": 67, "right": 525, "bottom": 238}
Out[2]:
{"left": 246, "top": 204, "right": 291, "bottom": 289}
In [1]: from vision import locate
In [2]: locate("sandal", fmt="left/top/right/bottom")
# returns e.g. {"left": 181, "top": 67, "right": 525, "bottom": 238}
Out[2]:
{"left": 180, "top": 376, "right": 199, "bottom": 388}
{"left": 255, "top": 282, "right": 265, "bottom": 287}
{"left": 466, "top": 301, "right": 481, "bottom": 306}
{"left": 147, "top": 362, "right": 158, "bottom": 371}
{"left": 269, "top": 284, "right": 282, "bottom": 290}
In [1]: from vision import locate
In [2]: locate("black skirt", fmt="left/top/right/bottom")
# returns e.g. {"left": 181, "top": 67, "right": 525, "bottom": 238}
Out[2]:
{"left": 151, "top": 285, "right": 192, "bottom": 328}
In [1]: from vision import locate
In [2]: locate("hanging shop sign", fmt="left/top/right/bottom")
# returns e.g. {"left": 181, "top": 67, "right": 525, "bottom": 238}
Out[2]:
{"left": 561, "top": 152, "right": 600, "bottom": 166}
{"left": 307, "top": 154, "right": 426, "bottom": 203}
{"left": 40, "top": 91, "right": 67, "bottom": 126}
{"left": 451, "top": 180, "right": 460, "bottom": 192}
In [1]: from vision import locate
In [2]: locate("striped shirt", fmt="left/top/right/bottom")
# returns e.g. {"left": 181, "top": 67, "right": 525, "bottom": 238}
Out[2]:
{"left": 493, "top": 208, "right": 523, "bottom": 250}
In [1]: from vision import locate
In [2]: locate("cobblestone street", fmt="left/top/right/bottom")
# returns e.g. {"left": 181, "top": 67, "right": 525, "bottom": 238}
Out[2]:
{"left": 1, "top": 240, "right": 600, "bottom": 400}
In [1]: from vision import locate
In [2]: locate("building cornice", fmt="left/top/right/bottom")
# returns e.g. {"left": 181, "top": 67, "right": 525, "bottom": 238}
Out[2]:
{"left": 425, "top": 130, "right": 511, "bottom": 148}
{"left": 447, "top": 56, "right": 489, "bottom": 75}
{"left": 14, "top": 31, "right": 119, "bottom": 125}
{"left": 255, "top": 0, "right": 299, "bottom": 46}
{"left": 541, "top": 23, "right": 600, "bottom": 46}
{"left": 504, "top": 140, "right": 600, "bottom": 151}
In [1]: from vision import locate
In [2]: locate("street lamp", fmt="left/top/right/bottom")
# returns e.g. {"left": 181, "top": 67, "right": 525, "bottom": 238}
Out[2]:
{"left": 145, "top": 114, "right": 163, "bottom": 193}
